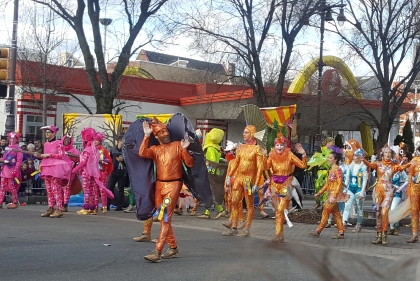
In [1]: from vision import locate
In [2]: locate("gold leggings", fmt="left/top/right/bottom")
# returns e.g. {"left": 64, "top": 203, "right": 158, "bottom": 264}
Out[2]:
{"left": 316, "top": 202, "right": 344, "bottom": 234}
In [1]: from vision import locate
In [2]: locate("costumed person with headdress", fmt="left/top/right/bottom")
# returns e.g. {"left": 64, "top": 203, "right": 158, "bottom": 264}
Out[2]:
{"left": 222, "top": 125, "right": 265, "bottom": 237}
{"left": 309, "top": 146, "right": 348, "bottom": 239}
{"left": 72, "top": 128, "right": 113, "bottom": 215}
{"left": 265, "top": 134, "right": 307, "bottom": 243}
{"left": 342, "top": 148, "right": 368, "bottom": 233}
{"left": 140, "top": 120, "right": 194, "bottom": 262}
{"left": 310, "top": 136, "right": 335, "bottom": 209}
{"left": 388, "top": 152, "right": 410, "bottom": 235}
{"left": 0, "top": 132, "right": 23, "bottom": 209}
{"left": 359, "top": 146, "right": 411, "bottom": 245}
{"left": 197, "top": 128, "right": 227, "bottom": 219}
{"left": 35, "top": 126, "right": 73, "bottom": 218}
{"left": 61, "top": 135, "right": 80, "bottom": 212}
{"left": 94, "top": 132, "right": 113, "bottom": 214}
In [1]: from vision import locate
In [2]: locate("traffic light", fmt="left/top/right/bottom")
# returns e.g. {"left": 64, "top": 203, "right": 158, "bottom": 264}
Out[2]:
{"left": 0, "top": 48, "right": 9, "bottom": 81}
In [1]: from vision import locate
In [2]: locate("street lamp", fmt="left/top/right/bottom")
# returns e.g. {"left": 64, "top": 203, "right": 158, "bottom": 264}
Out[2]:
{"left": 99, "top": 18, "right": 113, "bottom": 63}
{"left": 314, "top": 0, "right": 346, "bottom": 152}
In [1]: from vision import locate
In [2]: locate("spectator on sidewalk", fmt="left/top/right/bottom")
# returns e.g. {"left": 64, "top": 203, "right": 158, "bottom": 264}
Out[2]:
{"left": 107, "top": 137, "right": 127, "bottom": 211}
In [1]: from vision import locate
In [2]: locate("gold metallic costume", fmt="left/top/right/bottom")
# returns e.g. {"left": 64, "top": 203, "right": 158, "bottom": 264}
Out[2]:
{"left": 315, "top": 166, "right": 345, "bottom": 234}
{"left": 266, "top": 148, "right": 307, "bottom": 242}
{"left": 228, "top": 144, "right": 264, "bottom": 232}
{"left": 363, "top": 159, "right": 409, "bottom": 232}
{"left": 406, "top": 159, "right": 420, "bottom": 242}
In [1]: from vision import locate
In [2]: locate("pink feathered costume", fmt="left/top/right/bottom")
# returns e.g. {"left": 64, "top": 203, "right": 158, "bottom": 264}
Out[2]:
{"left": 0, "top": 132, "right": 23, "bottom": 208}
{"left": 61, "top": 135, "right": 80, "bottom": 207}
{"left": 41, "top": 126, "right": 73, "bottom": 212}
{"left": 73, "top": 128, "right": 113, "bottom": 214}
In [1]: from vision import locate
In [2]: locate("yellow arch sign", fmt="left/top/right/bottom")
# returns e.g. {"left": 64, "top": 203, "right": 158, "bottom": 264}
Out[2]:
{"left": 288, "top": 56, "right": 362, "bottom": 99}
{"left": 123, "top": 66, "right": 155, "bottom": 79}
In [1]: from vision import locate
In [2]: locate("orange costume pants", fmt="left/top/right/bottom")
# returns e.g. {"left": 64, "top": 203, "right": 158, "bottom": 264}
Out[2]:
{"left": 258, "top": 188, "right": 265, "bottom": 213}
{"left": 231, "top": 179, "right": 254, "bottom": 229}
{"left": 143, "top": 217, "right": 153, "bottom": 234}
{"left": 410, "top": 184, "right": 420, "bottom": 236}
{"left": 316, "top": 202, "right": 344, "bottom": 233}
{"left": 373, "top": 184, "right": 393, "bottom": 232}
{"left": 272, "top": 196, "right": 290, "bottom": 237}
{"left": 154, "top": 180, "right": 182, "bottom": 252}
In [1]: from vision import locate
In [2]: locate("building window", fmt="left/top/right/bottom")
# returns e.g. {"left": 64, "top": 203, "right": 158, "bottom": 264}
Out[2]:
{"left": 26, "top": 115, "right": 43, "bottom": 140}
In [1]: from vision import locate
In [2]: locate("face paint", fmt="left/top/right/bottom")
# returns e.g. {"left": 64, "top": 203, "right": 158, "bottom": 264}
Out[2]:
{"left": 275, "top": 142, "right": 285, "bottom": 153}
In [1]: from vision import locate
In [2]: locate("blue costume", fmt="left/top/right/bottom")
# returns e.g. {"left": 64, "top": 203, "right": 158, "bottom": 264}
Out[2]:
{"left": 389, "top": 170, "right": 408, "bottom": 233}
{"left": 342, "top": 160, "right": 368, "bottom": 231}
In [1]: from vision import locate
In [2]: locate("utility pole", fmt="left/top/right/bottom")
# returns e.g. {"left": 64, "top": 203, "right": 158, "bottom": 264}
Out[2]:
{"left": 5, "top": 0, "right": 19, "bottom": 134}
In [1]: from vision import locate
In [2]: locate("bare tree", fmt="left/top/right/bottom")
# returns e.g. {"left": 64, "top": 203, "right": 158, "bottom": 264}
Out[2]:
{"left": 16, "top": 4, "right": 90, "bottom": 140}
{"left": 333, "top": 0, "right": 420, "bottom": 149}
{"left": 170, "top": 0, "right": 321, "bottom": 107}
{"left": 25, "top": 0, "right": 169, "bottom": 114}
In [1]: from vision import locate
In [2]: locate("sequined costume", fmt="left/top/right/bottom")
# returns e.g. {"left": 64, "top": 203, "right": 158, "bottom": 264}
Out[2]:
{"left": 406, "top": 159, "right": 420, "bottom": 242}
{"left": 139, "top": 124, "right": 194, "bottom": 256}
{"left": 0, "top": 132, "right": 23, "bottom": 209}
{"left": 266, "top": 137, "right": 307, "bottom": 243}
{"left": 363, "top": 156, "right": 410, "bottom": 244}
{"left": 315, "top": 166, "right": 345, "bottom": 234}
{"left": 224, "top": 125, "right": 264, "bottom": 236}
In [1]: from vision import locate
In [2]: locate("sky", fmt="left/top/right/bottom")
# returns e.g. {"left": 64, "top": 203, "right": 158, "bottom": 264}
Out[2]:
{"left": 0, "top": 0, "right": 414, "bottom": 82}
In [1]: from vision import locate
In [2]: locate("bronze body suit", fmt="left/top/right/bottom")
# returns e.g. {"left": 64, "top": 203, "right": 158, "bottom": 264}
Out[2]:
{"left": 266, "top": 148, "right": 307, "bottom": 239}
{"left": 228, "top": 144, "right": 264, "bottom": 230}
{"left": 363, "top": 159, "right": 409, "bottom": 232}
{"left": 139, "top": 136, "right": 194, "bottom": 252}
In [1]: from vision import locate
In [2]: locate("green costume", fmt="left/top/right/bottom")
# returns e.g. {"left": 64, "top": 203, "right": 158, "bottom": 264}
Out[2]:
{"left": 307, "top": 147, "right": 331, "bottom": 204}
{"left": 201, "top": 128, "right": 225, "bottom": 217}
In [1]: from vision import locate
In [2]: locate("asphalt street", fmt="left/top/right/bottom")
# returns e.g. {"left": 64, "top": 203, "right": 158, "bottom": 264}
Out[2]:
{"left": 0, "top": 205, "right": 407, "bottom": 281}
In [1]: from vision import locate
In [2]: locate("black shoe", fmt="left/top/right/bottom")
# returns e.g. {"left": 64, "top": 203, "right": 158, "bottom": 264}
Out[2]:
{"left": 115, "top": 207, "right": 123, "bottom": 211}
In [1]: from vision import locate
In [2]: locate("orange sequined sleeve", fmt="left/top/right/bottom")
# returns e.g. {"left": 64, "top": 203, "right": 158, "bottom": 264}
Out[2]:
{"left": 255, "top": 148, "right": 264, "bottom": 186}
{"left": 139, "top": 136, "right": 155, "bottom": 159}
{"left": 227, "top": 146, "right": 241, "bottom": 177}
{"left": 393, "top": 162, "right": 411, "bottom": 173}
{"left": 180, "top": 146, "right": 194, "bottom": 168}
{"left": 291, "top": 153, "right": 307, "bottom": 170}
{"left": 363, "top": 159, "right": 378, "bottom": 170}
{"left": 318, "top": 168, "right": 342, "bottom": 197}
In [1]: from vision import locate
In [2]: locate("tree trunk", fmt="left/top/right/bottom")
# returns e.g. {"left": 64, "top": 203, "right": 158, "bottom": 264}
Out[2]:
{"left": 95, "top": 89, "right": 115, "bottom": 114}
{"left": 376, "top": 121, "right": 391, "bottom": 153}
{"left": 275, "top": 41, "right": 293, "bottom": 105}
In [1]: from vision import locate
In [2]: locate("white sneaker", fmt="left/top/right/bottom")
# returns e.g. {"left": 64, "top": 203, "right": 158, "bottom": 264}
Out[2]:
{"left": 124, "top": 205, "right": 136, "bottom": 213}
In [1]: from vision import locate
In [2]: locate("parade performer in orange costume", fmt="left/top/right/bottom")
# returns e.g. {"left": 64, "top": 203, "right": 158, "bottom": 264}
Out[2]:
{"left": 405, "top": 146, "right": 420, "bottom": 243}
{"left": 266, "top": 135, "right": 307, "bottom": 243}
{"left": 140, "top": 120, "right": 194, "bottom": 262}
{"left": 309, "top": 146, "right": 347, "bottom": 239}
{"left": 223, "top": 125, "right": 264, "bottom": 237}
{"left": 360, "top": 147, "right": 410, "bottom": 245}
